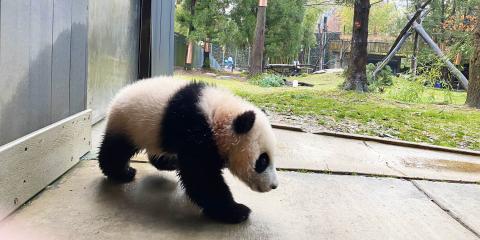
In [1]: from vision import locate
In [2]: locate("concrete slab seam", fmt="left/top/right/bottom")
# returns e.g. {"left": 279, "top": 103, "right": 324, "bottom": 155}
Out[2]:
{"left": 276, "top": 168, "right": 480, "bottom": 185}
{"left": 86, "top": 159, "right": 480, "bottom": 185}
{"left": 410, "top": 180, "right": 480, "bottom": 239}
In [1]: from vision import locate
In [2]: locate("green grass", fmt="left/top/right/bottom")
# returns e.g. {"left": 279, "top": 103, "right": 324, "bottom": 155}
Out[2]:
{"left": 176, "top": 72, "right": 480, "bottom": 150}
{"left": 384, "top": 77, "right": 467, "bottom": 105}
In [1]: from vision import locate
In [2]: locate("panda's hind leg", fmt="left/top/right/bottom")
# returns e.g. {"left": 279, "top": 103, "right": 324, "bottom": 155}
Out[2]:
{"left": 98, "top": 132, "right": 138, "bottom": 182}
{"left": 148, "top": 153, "right": 178, "bottom": 171}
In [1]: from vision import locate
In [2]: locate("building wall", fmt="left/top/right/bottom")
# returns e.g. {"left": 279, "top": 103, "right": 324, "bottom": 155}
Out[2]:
{"left": 151, "top": 0, "right": 175, "bottom": 76}
{"left": 0, "top": 0, "right": 88, "bottom": 146}
{"left": 0, "top": 0, "right": 176, "bottom": 145}
{"left": 87, "top": 0, "right": 140, "bottom": 123}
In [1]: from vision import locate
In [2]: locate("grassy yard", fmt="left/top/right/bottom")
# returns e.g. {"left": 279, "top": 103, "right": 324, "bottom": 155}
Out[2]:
{"left": 176, "top": 72, "right": 480, "bottom": 151}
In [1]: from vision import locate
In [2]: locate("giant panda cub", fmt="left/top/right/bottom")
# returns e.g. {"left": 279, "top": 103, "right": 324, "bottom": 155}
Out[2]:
{"left": 98, "top": 76, "right": 278, "bottom": 223}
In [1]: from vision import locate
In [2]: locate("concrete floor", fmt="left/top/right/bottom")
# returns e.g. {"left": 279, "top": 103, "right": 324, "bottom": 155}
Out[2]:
{"left": 1, "top": 161, "right": 479, "bottom": 240}
{"left": 1, "top": 121, "right": 480, "bottom": 239}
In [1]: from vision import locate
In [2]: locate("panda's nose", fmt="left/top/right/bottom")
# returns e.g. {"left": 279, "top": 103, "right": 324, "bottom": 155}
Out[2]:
{"left": 271, "top": 184, "right": 278, "bottom": 189}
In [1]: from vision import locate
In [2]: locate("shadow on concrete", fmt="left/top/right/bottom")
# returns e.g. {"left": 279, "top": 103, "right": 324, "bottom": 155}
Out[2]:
{"left": 93, "top": 172, "right": 248, "bottom": 232}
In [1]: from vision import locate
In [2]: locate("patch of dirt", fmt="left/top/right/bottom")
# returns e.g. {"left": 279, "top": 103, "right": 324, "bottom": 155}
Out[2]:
{"left": 266, "top": 110, "right": 399, "bottom": 140}
{"left": 268, "top": 112, "right": 327, "bottom": 133}
{"left": 174, "top": 69, "right": 247, "bottom": 81}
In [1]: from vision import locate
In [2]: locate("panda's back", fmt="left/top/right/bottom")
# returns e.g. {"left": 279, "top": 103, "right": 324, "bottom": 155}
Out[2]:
{"left": 106, "top": 76, "right": 188, "bottom": 155}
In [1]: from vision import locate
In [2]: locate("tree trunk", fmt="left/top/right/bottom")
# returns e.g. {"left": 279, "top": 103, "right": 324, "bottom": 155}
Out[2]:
{"left": 202, "top": 39, "right": 210, "bottom": 70}
{"left": 466, "top": 19, "right": 480, "bottom": 108}
{"left": 185, "top": 0, "right": 196, "bottom": 70}
{"left": 249, "top": 0, "right": 267, "bottom": 76}
{"left": 344, "top": 0, "right": 370, "bottom": 92}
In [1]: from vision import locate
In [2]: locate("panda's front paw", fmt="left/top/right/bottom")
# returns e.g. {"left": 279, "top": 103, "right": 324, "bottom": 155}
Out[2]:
{"left": 108, "top": 167, "right": 137, "bottom": 183}
{"left": 203, "top": 203, "right": 251, "bottom": 224}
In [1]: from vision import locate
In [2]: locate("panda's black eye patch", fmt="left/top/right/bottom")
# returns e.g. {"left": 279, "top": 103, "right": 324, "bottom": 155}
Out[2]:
{"left": 255, "top": 153, "right": 270, "bottom": 173}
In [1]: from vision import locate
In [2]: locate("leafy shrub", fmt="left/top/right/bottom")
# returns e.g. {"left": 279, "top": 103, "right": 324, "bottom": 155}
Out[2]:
{"left": 385, "top": 78, "right": 425, "bottom": 103}
{"left": 386, "top": 58, "right": 455, "bottom": 104}
{"left": 249, "top": 73, "right": 285, "bottom": 87}
{"left": 366, "top": 63, "right": 394, "bottom": 92}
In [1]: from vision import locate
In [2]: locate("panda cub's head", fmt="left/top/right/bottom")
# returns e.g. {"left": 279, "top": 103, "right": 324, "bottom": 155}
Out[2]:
{"left": 213, "top": 106, "right": 278, "bottom": 193}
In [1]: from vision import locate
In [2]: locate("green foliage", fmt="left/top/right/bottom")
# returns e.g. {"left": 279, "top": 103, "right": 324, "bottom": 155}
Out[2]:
{"left": 265, "top": 0, "right": 306, "bottom": 62}
{"left": 366, "top": 63, "right": 394, "bottom": 92}
{"left": 249, "top": 74, "right": 285, "bottom": 87}
{"left": 409, "top": 0, "right": 479, "bottom": 61}
{"left": 176, "top": 0, "right": 232, "bottom": 45}
{"left": 384, "top": 69, "right": 464, "bottom": 106}
{"left": 229, "top": 0, "right": 258, "bottom": 48}
{"left": 339, "top": 2, "right": 402, "bottom": 36}
{"left": 230, "top": 0, "right": 312, "bottom": 62}
{"left": 385, "top": 77, "right": 425, "bottom": 103}
{"left": 177, "top": 0, "right": 316, "bottom": 63}
{"left": 301, "top": 8, "right": 321, "bottom": 50}
{"left": 174, "top": 4, "right": 190, "bottom": 36}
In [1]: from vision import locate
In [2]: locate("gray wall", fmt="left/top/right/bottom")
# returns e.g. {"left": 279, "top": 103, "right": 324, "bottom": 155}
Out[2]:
{"left": 151, "top": 0, "right": 175, "bottom": 76}
{"left": 87, "top": 0, "right": 140, "bottom": 123}
{"left": 0, "top": 0, "right": 176, "bottom": 145}
{"left": 0, "top": 0, "right": 88, "bottom": 146}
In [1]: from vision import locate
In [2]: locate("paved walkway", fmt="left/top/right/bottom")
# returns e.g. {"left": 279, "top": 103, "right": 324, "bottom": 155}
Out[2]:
{"left": 1, "top": 121, "right": 479, "bottom": 239}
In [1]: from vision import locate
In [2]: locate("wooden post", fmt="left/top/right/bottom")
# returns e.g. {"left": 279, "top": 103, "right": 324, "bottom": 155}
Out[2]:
{"left": 185, "top": 42, "right": 193, "bottom": 70}
{"left": 185, "top": 0, "right": 196, "bottom": 71}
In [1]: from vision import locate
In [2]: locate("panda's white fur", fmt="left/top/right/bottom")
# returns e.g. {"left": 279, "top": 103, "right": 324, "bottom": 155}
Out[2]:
{"left": 106, "top": 77, "right": 187, "bottom": 157}
{"left": 105, "top": 76, "right": 278, "bottom": 193}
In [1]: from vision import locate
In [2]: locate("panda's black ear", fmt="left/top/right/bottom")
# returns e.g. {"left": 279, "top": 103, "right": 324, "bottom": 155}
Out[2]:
{"left": 233, "top": 110, "right": 256, "bottom": 134}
